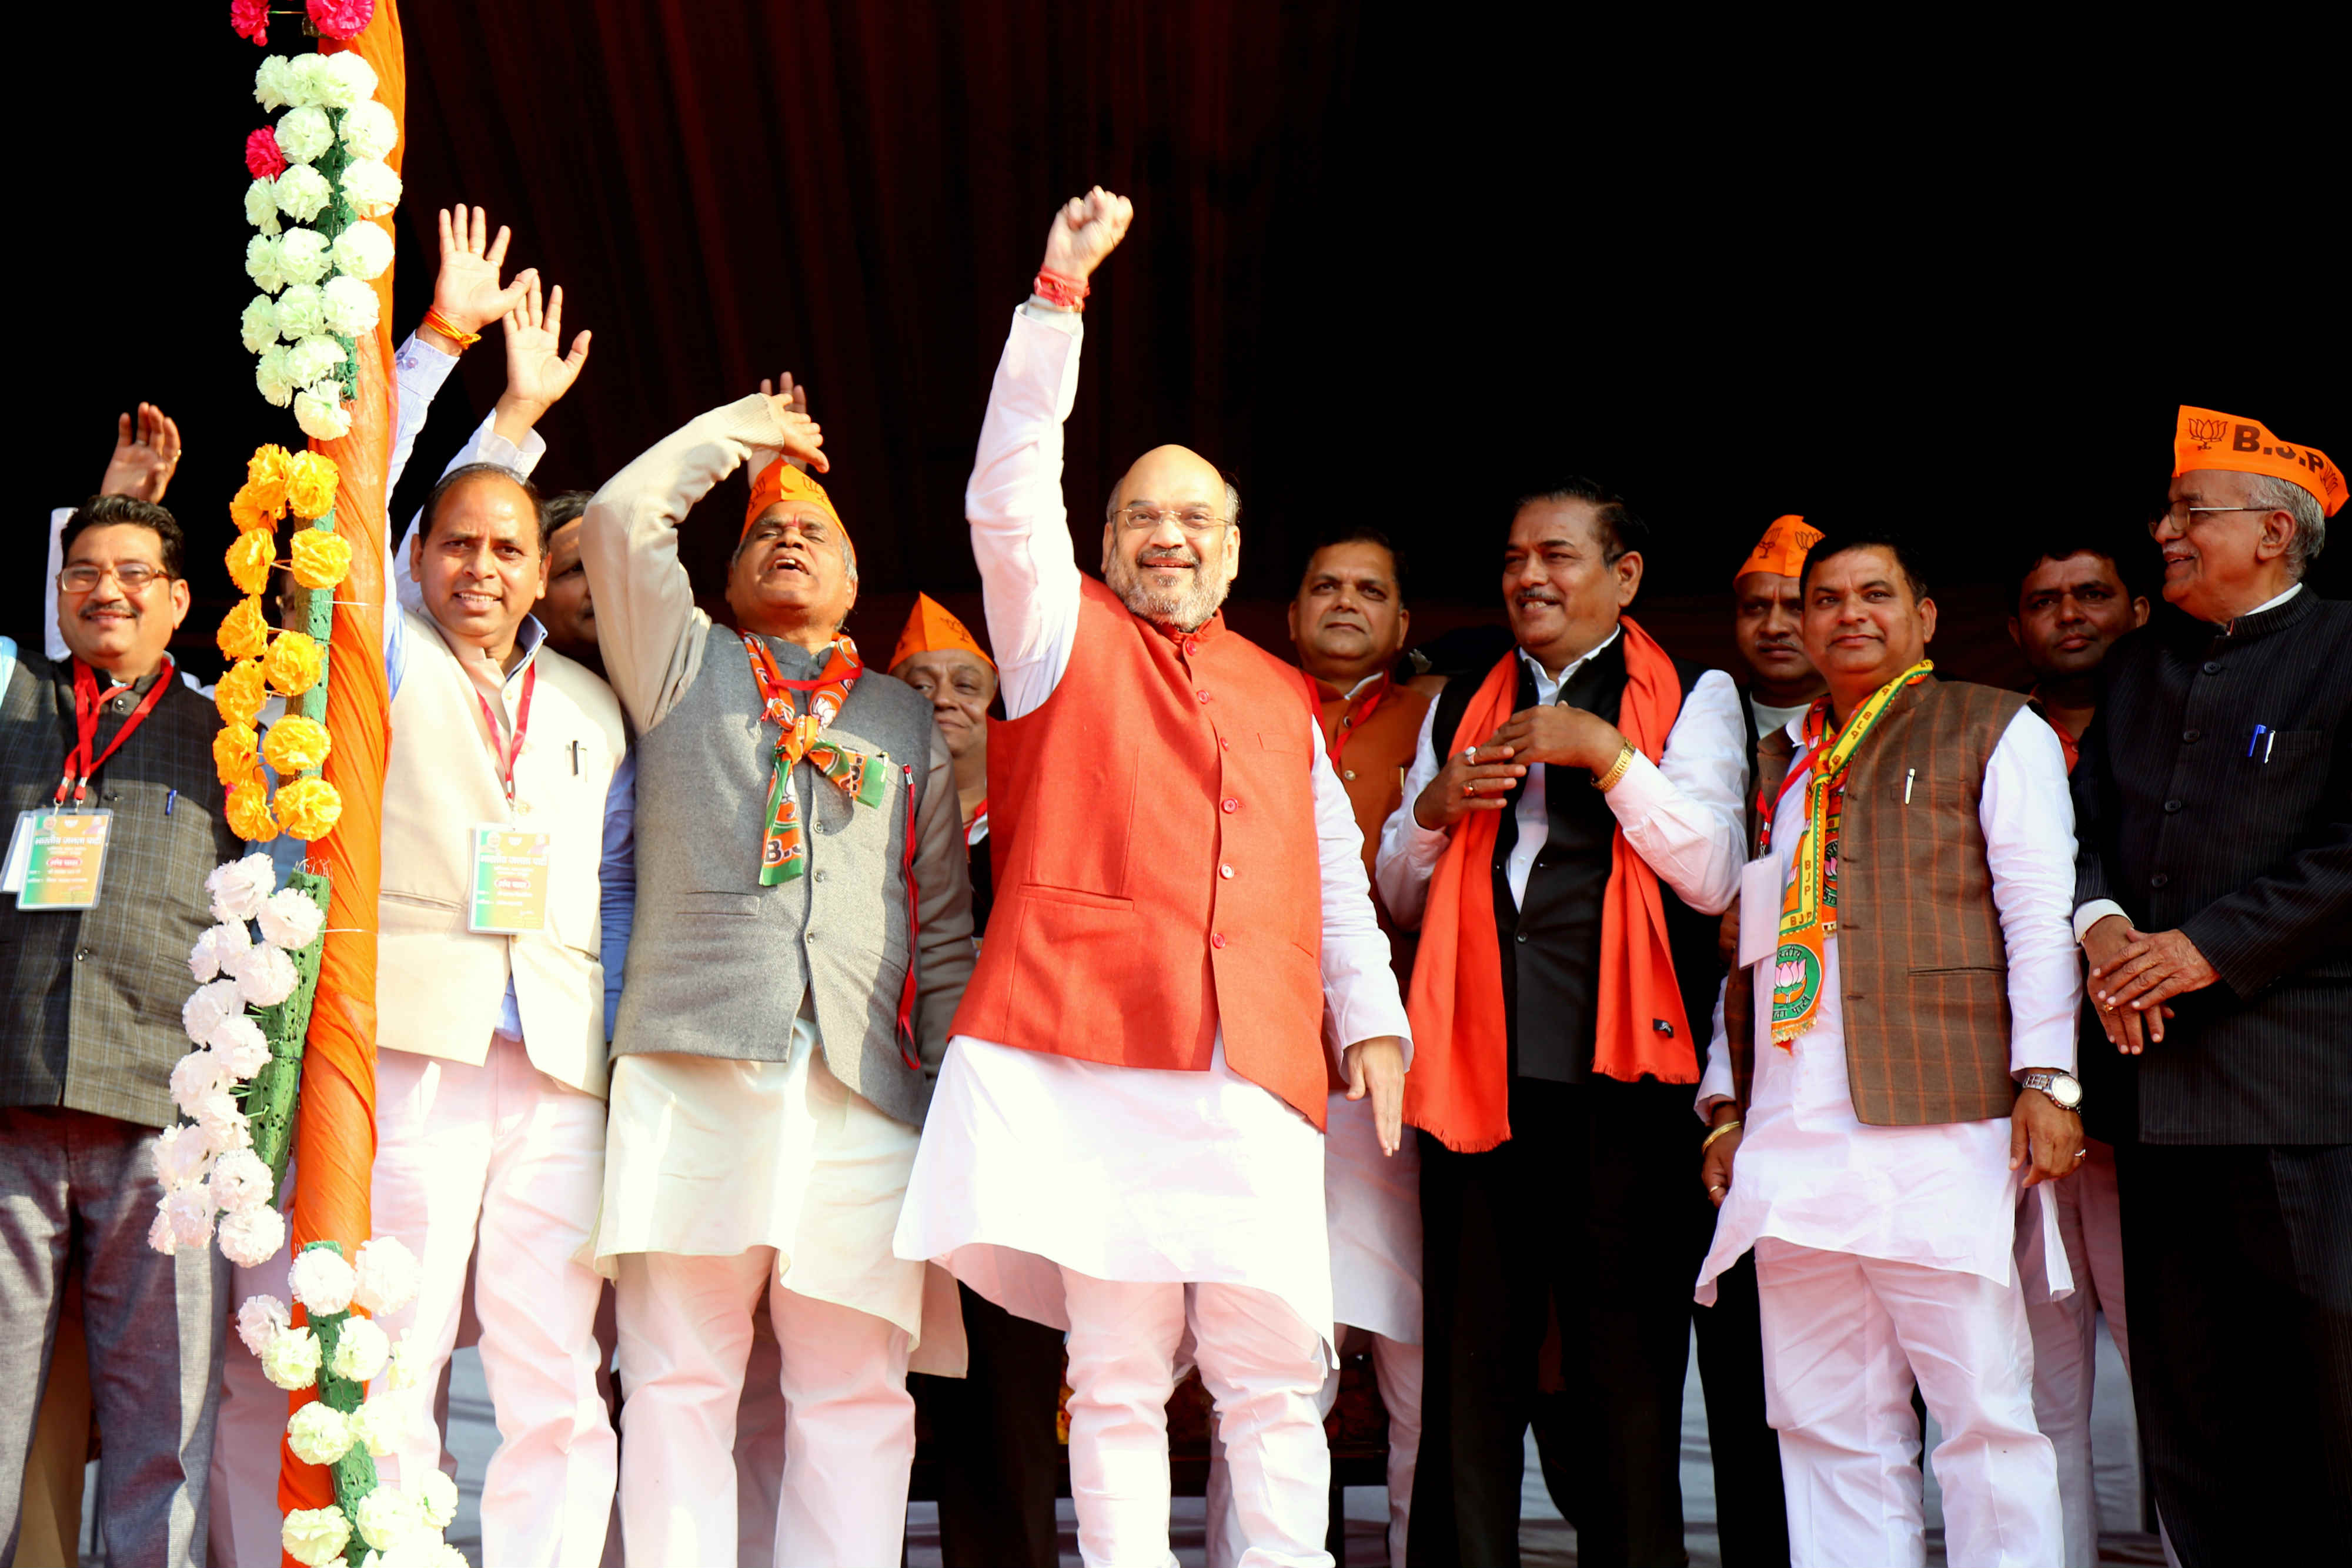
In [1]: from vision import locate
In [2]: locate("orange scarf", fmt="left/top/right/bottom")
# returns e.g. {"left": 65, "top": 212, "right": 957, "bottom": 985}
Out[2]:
{"left": 1404, "top": 617, "right": 1695, "bottom": 1153}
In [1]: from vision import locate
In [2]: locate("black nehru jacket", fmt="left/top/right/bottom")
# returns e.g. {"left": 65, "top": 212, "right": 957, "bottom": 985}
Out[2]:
{"left": 2072, "top": 590, "right": 2352, "bottom": 1144}
{"left": 1432, "top": 634, "right": 1722, "bottom": 1082}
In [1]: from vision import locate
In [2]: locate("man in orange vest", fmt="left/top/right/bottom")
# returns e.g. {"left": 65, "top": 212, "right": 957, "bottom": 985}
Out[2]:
{"left": 895, "top": 187, "right": 1411, "bottom": 1568}
{"left": 1374, "top": 480, "right": 1750, "bottom": 1564}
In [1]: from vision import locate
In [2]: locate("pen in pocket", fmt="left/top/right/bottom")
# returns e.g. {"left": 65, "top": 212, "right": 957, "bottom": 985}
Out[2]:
{"left": 164, "top": 788, "right": 178, "bottom": 817}
{"left": 2248, "top": 724, "right": 2268, "bottom": 759}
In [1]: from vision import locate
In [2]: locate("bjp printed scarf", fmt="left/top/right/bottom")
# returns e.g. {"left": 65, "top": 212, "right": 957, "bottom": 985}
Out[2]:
{"left": 741, "top": 632, "right": 886, "bottom": 884}
{"left": 1768, "top": 660, "right": 1935, "bottom": 1045}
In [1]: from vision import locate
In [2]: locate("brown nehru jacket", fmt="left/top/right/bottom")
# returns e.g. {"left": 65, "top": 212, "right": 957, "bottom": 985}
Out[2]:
{"left": 1317, "top": 674, "right": 1431, "bottom": 884}
{"left": 1728, "top": 678, "right": 2030, "bottom": 1125}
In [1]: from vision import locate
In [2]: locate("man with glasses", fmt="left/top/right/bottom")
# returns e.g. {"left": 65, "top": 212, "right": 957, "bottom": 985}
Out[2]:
{"left": 2072, "top": 407, "right": 2350, "bottom": 1563}
{"left": 896, "top": 187, "right": 1410, "bottom": 1568}
{"left": 1, "top": 472, "right": 244, "bottom": 1564}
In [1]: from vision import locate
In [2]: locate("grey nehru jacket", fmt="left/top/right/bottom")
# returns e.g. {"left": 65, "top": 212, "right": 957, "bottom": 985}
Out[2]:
{"left": 0, "top": 651, "right": 244, "bottom": 1128}
{"left": 580, "top": 396, "right": 974, "bottom": 1128}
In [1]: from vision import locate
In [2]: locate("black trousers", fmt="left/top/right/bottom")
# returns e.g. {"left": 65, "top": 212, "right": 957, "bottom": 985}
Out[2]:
{"left": 2117, "top": 1141, "right": 2352, "bottom": 1565}
{"left": 1527, "top": 1255, "right": 1788, "bottom": 1568}
{"left": 1409, "top": 1076, "right": 1742, "bottom": 1568}
{"left": 910, "top": 1283, "right": 1068, "bottom": 1568}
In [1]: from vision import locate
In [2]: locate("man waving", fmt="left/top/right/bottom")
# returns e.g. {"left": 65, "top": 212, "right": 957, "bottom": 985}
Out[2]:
{"left": 896, "top": 188, "right": 1410, "bottom": 1568}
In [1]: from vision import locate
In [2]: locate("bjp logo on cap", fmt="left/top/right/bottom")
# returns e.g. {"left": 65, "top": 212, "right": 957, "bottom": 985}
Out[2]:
{"left": 2184, "top": 416, "right": 2230, "bottom": 450}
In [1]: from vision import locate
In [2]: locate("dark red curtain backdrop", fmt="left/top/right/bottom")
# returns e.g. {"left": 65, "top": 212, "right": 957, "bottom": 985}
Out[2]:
{"left": 15, "top": 7, "right": 2341, "bottom": 681}
{"left": 393, "top": 0, "right": 1368, "bottom": 616}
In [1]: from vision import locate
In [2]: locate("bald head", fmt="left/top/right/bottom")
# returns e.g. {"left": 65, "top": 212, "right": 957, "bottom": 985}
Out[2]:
{"left": 1101, "top": 445, "right": 1241, "bottom": 633}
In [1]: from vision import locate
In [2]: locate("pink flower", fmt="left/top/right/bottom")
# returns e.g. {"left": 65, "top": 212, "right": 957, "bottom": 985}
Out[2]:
{"left": 230, "top": 0, "right": 269, "bottom": 46}
{"left": 306, "top": 0, "right": 376, "bottom": 39}
{"left": 245, "top": 126, "right": 286, "bottom": 180}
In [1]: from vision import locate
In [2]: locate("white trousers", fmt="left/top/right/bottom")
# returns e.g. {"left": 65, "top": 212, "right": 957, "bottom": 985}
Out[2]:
{"left": 211, "top": 1038, "right": 613, "bottom": 1568}
{"left": 2019, "top": 1138, "right": 2130, "bottom": 1568}
{"left": 1062, "top": 1268, "right": 1332, "bottom": 1568}
{"left": 1755, "top": 1238, "right": 2062, "bottom": 1568}
{"left": 615, "top": 1250, "right": 913, "bottom": 1568}
{"left": 1206, "top": 1328, "right": 1421, "bottom": 1568}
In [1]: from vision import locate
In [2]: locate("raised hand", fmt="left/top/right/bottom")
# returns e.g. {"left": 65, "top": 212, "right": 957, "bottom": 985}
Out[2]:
{"left": 99, "top": 403, "right": 183, "bottom": 503}
{"left": 502, "top": 276, "right": 592, "bottom": 409}
{"left": 760, "top": 373, "right": 813, "bottom": 471}
{"left": 431, "top": 205, "right": 534, "bottom": 345}
{"left": 1040, "top": 186, "right": 1133, "bottom": 283}
{"left": 489, "top": 275, "right": 590, "bottom": 447}
{"left": 760, "top": 381, "right": 828, "bottom": 475}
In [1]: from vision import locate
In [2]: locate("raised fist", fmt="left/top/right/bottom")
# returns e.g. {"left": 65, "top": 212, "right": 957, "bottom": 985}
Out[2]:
{"left": 1040, "top": 186, "right": 1133, "bottom": 283}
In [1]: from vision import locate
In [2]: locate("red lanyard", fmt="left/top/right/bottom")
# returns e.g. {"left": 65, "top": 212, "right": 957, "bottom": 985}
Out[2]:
{"left": 58, "top": 658, "right": 175, "bottom": 806}
{"left": 469, "top": 663, "right": 539, "bottom": 804}
{"left": 1325, "top": 676, "right": 1389, "bottom": 770}
{"left": 1755, "top": 706, "right": 1833, "bottom": 856}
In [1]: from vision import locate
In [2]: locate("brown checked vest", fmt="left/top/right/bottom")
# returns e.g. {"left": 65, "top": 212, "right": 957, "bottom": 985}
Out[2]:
{"left": 1733, "top": 678, "right": 2029, "bottom": 1126}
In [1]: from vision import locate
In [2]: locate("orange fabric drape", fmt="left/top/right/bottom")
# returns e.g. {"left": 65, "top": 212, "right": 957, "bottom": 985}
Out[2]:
{"left": 278, "top": 4, "right": 403, "bottom": 1545}
{"left": 1402, "top": 617, "right": 1695, "bottom": 1154}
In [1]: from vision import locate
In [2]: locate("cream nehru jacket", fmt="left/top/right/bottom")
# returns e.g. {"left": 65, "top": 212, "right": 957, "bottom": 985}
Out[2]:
{"left": 377, "top": 608, "right": 627, "bottom": 1096}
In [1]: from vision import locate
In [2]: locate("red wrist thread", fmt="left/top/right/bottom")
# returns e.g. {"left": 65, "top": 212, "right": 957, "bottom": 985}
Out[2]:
{"left": 1031, "top": 269, "right": 1090, "bottom": 311}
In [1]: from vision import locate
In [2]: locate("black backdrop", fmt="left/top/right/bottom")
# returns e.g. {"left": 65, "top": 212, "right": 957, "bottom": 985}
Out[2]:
{"left": 17, "top": 4, "right": 2343, "bottom": 684}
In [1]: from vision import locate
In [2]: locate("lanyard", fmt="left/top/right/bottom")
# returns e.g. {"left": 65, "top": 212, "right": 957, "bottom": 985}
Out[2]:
{"left": 1324, "top": 676, "right": 1389, "bottom": 771}
{"left": 58, "top": 658, "right": 175, "bottom": 805}
{"left": 469, "top": 662, "right": 539, "bottom": 804}
{"left": 1755, "top": 709, "right": 1833, "bottom": 857}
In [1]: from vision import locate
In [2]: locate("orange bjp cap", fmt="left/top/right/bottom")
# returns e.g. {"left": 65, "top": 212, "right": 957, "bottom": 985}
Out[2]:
{"left": 2174, "top": 406, "right": 2344, "bottom": 518}
{"left": 890, "top": 593, "right": 994, "bottom": 674}
{"left": 744, "top": 459, "right": 846, "bottom": 539}
{"left": 1733, "top": 514, "right": 1822, "bottom": 586}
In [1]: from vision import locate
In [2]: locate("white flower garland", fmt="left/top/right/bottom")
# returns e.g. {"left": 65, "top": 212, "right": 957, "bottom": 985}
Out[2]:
{"left": 240, "top": 49, "right": 402, "bottom": 445}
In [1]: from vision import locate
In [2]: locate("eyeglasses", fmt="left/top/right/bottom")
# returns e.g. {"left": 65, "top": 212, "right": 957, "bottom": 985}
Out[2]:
{"left": 2151, "top": 501, "right": 2277, "bottom": 535}
{"left": 58, "top": 563, "right": 171, "bottom": 594}
{"left": 1114, "top": 505, "right": 1228, "bottom": 537}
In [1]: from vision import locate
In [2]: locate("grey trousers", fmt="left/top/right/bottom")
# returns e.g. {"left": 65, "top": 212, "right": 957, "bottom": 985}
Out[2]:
{"left": 0, "top": 1105, "right": 228, "bottom": 1568}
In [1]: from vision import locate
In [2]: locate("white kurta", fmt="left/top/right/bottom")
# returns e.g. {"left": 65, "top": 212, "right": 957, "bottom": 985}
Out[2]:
{"left": 1695, "top": 707, "right": 2083, "bottom": 1301}
{"left": 892, "top": 303, "right": 1413, "bottom": 1349}
{"left": 1324, "top": 1092, "right": 1421, "bottom": 1345}
{"left": 594, "top": 1012, "right": 944, "bottom": 1358}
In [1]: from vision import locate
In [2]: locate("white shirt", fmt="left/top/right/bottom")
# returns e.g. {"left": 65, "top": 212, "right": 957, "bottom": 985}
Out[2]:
{"left": 1747, "top": 691, "right": 1813, "bottom": 745}
{"left": 1374, "top": 642, "right": 1750, "bottom": 928}
{"left": 1695, "top": 707, "right": 2082, "bottom": 1299}
{"left": 894, "top": 305, "right": 1412, "bottom": 1345}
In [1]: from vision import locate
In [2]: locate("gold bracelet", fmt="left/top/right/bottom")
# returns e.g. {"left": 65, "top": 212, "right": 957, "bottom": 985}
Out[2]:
{"left": 1700, "top": 1118, "right": 1743, "bottom": 1152}
{"left": 1593, "top": 741, "right": 1636, "bottom": 792}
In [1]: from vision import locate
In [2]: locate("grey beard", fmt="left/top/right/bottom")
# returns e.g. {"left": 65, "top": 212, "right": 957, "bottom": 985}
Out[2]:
{"left": 1106, "top": 555, "right": 1228, "bottom": 633}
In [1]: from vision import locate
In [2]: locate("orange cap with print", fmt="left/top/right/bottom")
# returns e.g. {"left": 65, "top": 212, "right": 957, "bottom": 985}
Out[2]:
{"left": 1733, "top": 514, "right": 1822, "bottom": 586}
{"left": 2174, "top": 406, "right": 2344, "bottom": 518}
{"left": 890, "top": 592, "right": 994, "bottom": 674}
{"left": 744, "top": 459, "right": 846, "bottom": 539}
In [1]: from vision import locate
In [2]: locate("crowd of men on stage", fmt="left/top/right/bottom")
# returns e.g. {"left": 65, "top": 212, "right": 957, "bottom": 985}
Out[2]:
{"left": 3, "top": 185, "right": 2346, "bottom": 1568}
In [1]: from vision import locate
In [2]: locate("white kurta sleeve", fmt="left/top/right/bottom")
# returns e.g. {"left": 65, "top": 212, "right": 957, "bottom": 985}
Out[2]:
{"left": 386, "top": 332, "right": 460, "bottom": 497}
{"left": 1312, "top": 713, "right": 1412, "bottom": 1068}
{"left": 1603, "top": 668, "right": 1750, "bottom": 915}
{"left": 1981, "top": 707, "right": 2083, "bottom": 1075}
{"left": 1374, "top": 698, "right": 1452, "bottom": 930}
{"left": 968, "top": 305, "right": 1088, "bottom": 719}
{"left": 1697, "top": 976, "right": 1736, "bottom": 1118}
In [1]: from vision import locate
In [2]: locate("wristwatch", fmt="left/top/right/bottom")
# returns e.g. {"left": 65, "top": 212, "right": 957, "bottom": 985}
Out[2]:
{"left": 2021, "top": 1070, "right": 2084, "bottom": 1111}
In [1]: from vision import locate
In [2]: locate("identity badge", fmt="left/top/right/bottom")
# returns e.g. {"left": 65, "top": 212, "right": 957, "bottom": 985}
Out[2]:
{"left": 5, "top": 811, "right": 115, "bottom": 910}
{"left": 469, "top": 823, "right": 552, "bottom": 934}
{"left": 1737, "top": 854, "right": 1781, "bottom": 970}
